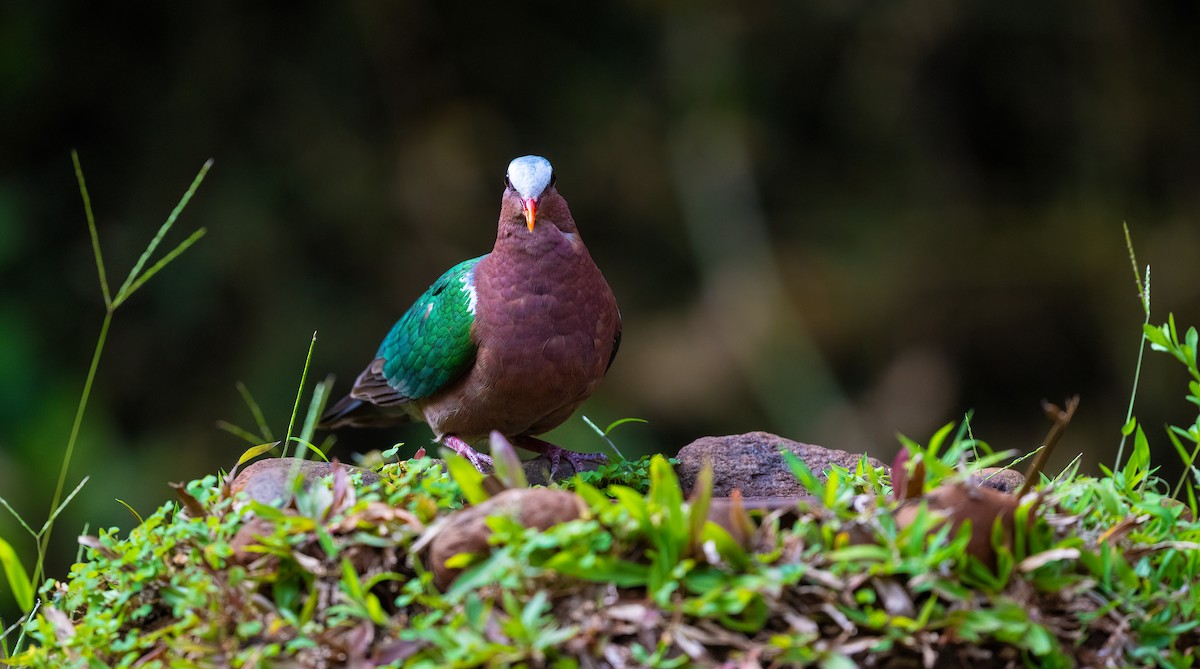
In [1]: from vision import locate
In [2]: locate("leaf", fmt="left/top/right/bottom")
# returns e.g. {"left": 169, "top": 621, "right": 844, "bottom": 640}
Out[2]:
{"left": 782, "top": 450, "right": 823, "bottom": 497}
{"left": 1123, "top": 425, "right": 1151, "bottom": 490}
{"left": 0, "top": 535, "right": 34, "bottom": 613}
{"left": 825, "top": 544, "right": 891, "bottom": 564}
{"left": 114, "top": 499, "right": 144, "bottom": 525}
{"left": 115, "top": 228, "right": 207, "bottom": 306}
{"left": 926, "top": 421, "right": 956, "bottom": 461}
{"left": 686, "top": 462, "right": 713, "bottom": 556}
{"left": 1120, "top": 417, "right": 1137, "bottom": 437}
{"left": 443, "top": 451, "right": 490, "bottom": 505}
{"left": 288, "top": 437, "right": 330, "bottom": 462}
{"left": 236, "top": 381, "right": 274, "bottom": 442}
{"left": 71, "top": 151, "right": 111, "bottom": 308}
{"left": 237, "top": 441, "right": 281, "bottom": 466}
{"left": 489, "top": 431, "right": 527, "bottom": 490}
{"left": 1143, "top": 322, "right": 1170, "bottom": 351}
{"left": 216, "top": 420, "right": 265, "bottom": 445}
{"left": 604, "top": 417, "right": 648, "bottom": 434}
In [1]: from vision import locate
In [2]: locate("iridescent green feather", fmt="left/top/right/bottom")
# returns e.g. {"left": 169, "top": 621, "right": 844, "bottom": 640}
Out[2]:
{"left": 376, "top": 255, "right": 483, "bottom": 400}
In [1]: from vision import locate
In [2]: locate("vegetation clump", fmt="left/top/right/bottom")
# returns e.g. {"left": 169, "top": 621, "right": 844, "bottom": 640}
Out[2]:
{"left": 5, "top": 398, "right": 1200, "bottom": 669}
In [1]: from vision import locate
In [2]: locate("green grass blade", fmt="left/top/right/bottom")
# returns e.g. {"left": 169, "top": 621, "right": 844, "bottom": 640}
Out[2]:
{"left": 113, "top": 159, "right": 212, "bottom": 303}
{"left": 0, "top": 498, "right": 36, "bottom": 539}
{"left": 71, "top": 151, "right": 111, "bottom": 310}
{"left": 36, "top": 310, "right": 111, "bottom": 584}
{"left": 1116, "top": 227, "right": 1151, "bottom": 470}
{"left": 216, "top": 420, "right": 266, "bottom": 445}
{"left": 112, "top": 227, "right": 207, "bottom": 308}
{"left": 114, "top": 499, "right": 144, "bottom": 526}
{"left": 37, "top": 476, "right": 90, "bottom": 537}
{"left": 604, "top": 417, "right": 648, "bottom": 435}
{"left": 282, "top": 332, "right": 318, "bottom": 459}
{"left": 581, "top": 414, "right": 627, "bottom": 461}
{"left": 0, "top": 536, "right": 33, "bottom": 613}
{"left": 288, "top": 438, "right": 329, "bottom": 462}
{"left": 298, "top": 374, "right": 334, "bottom": 450}
{"left": 235, "top": 382, "right": 274, "bottom": 442}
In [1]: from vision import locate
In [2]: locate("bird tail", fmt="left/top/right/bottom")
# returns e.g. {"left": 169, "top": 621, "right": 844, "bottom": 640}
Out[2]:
{"left": 318, "top": 394, "right": 412, "bottom": 429}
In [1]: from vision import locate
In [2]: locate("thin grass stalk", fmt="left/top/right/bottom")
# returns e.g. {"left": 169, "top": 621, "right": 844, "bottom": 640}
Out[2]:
{"left": 34, "top": 311, "right": 111, "bottom": 585}
{"left": 1116, "top": 223, "right": 1151, "bottom": 470}
{"left": 72, "top": 151, "right": 112, "bottom": 309}
{"left": 281, "top": 332, "right": 318, "bottom": 459}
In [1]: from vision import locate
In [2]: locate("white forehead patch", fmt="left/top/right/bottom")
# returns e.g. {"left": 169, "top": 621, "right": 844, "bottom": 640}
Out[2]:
{"left": 506, "top": 155, "right": 554, "bottom": 200}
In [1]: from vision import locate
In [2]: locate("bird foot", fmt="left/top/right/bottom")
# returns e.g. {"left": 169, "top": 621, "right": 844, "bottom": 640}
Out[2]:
{"left": 442, "top": 435, "right": 494, "bottom": 471}
{"left": 514, "top": 437, "right": 607, "bottom": 479}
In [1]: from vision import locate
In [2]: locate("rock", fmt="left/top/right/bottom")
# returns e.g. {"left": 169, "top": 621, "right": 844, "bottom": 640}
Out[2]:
{"left": 427, "top": 488, "right": 586, "bottom": 589}
{"left": 229, "top": 458, "right": 381, "bottom": 506}
{"left": 970, "top": 467, "right": 1026, "bottom": 494}
{"left": 676, "top": 432, "right": 885, "bottom": 498}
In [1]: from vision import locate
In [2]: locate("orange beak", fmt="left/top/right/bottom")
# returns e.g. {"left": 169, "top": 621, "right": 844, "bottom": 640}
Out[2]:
{"left": 523, "top": 198, "right": 537, "bottom": 232}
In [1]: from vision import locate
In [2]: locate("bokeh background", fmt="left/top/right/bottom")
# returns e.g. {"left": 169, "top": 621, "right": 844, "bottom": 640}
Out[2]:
{"left": 2, "top": 2, "right": 1199, "bottom": 620}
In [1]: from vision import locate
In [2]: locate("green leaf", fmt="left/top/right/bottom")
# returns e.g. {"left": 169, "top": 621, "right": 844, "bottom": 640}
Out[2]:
{"left": 0, "top": 535, "right": 34, "bottom": 613}
{"left": 236, "top": 381, "right": 274, "bottom": 442}
{"left": 604, "top": 417, "right": 648, "bottom": 434}
{"left": 489, "top": 431, "right": 528, "bottom": 490}
{"left": 781, "top": 450, "right": 822, "bottom": 497}
{"left": 1144, "top": 322, "right": 1170, "bottom": 351}
{"left": 1121, "top": 417, "right": 1137, "bottom": 437}
{"left": 288, "top": 438, "right": 329, "bottom": 462}
{"left": 926, "top": 421, "right": 955, "bottom": 461}
{"left": 825, "top": 543, "right": 891, "bottom": 564}
{"left": 1123, "top": 425, "right": 1151, "bottom": 490}
{"left": 237, "top": 441, "right": 281, "bottom": 466}
{"left": 114, "top": 498, "right": 144, "bottom": 525}
{"left": 686, "top": 462, "right": 713, "bottom": 555}
{"left": 443, "top": 451, "right": 490, "bottom": 505}
{"left": 700, "top": 522, "right": 750, "bottom": 570}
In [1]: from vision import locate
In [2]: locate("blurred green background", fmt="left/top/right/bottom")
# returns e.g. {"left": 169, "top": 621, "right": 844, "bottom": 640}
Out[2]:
{"left": 2, "top": 2, "right": 1199, "bottom": 617}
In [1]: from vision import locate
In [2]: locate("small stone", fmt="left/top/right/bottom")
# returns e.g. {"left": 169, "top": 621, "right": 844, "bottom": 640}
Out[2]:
{"left": 676, "top": 432, "right": 885, "bottom": 498}
{"left": 427, "top": 488, "right": 586, "bottom": 589}
{"left": 970, "top": 467, "right": 1026, "bottom": 494}
{"left": 229, "top": 458, "right": 381, "bottom": 506}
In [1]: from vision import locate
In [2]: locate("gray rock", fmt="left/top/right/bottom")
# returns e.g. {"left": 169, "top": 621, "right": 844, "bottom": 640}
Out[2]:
{"left": 229, "top": 458, "right": 381, "bottom": 505}
{"left": 676, "top": 431, "right": 885, "bottom": 498}
{"left": 970, "top": 467, "right": 1026, "bottom": 494}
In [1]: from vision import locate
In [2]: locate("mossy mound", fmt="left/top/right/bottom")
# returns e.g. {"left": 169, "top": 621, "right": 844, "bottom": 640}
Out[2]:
{"left": 8, "top": 440, "right": 1200, "bottom": 668}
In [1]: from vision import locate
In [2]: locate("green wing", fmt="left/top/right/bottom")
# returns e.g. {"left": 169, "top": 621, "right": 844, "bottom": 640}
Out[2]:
{"left": 372, "top": 255, "right": 483, "bottom": 401}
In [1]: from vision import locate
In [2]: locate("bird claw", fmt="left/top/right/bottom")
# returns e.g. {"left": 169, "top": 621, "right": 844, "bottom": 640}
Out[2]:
{"left": 515, "top": 438, "right": 607, "bottom": 479}
{"left": 442, "top": 435, "right": 494, "bottom": 472}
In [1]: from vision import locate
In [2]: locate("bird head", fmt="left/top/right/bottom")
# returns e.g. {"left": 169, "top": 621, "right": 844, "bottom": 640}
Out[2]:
{"left": 505, "top": 155, "right": 556, "bottom": 232}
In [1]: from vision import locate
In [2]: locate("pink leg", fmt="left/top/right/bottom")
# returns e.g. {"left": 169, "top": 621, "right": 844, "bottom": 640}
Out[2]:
{"left": 442, "top": 435, "right": 494, "bottom": 471}
{"left": 513, "top": 436, "right": 607, "bottom": 478}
